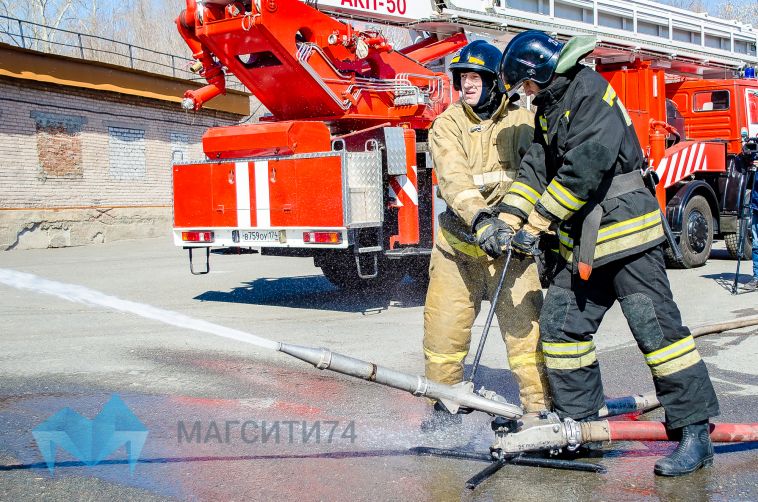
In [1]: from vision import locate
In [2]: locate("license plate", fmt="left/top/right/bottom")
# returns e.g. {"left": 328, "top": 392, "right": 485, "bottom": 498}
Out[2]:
{"left": 239, "top": 230, "right": 281, "bottom": 243}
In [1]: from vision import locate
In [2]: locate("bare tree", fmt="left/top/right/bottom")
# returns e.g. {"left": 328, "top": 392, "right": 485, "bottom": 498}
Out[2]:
{"left": 714, "top": 0, "right": 756, "bottom": 25}
{"left": 0, "top": 0, "right": 76, "bottom": 51}
{"left": 658, "top": 0, "right": 708, "bottom": 12}
{"left": 660, "top": 0, "right": 756, "bottom": 26}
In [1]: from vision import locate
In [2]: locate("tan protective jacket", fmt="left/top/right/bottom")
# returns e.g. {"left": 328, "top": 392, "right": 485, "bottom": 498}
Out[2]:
{"left": 430, "top": 96, "right": 535, "bottom": 232}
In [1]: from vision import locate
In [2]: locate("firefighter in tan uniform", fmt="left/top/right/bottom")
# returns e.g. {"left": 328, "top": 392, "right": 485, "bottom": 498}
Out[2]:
{"left": 422, "top": 40, "right": 551, "bottom": 427}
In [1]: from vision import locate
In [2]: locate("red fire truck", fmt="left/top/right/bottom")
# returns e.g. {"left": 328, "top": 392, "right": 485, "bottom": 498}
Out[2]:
{"left": 172, "top": 0, "right": 758, "bottom": 288}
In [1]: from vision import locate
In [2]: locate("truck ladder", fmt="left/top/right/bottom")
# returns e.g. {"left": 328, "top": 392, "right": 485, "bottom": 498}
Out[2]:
{"left": 312, "top": 0, "right": 758, "bottom": 77}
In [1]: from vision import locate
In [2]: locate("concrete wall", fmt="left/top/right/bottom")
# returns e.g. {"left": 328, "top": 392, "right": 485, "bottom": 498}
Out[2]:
{"left": 0, "top": 76, "right": 244, "bottom": 250}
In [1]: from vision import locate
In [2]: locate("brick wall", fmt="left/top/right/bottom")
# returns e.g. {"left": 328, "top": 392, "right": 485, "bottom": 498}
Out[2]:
{"left": 0, "top": 76, "right": 245, "bottom": 250}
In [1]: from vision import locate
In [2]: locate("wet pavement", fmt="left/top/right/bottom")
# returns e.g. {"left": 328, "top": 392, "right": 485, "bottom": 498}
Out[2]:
{"left": 0, "top": 238, "right": 756, "bottom": 501}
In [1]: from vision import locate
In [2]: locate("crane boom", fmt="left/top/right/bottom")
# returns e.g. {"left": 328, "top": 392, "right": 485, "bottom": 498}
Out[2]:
{"left": 313, "top": 0, "right": 757, "bottom": 76}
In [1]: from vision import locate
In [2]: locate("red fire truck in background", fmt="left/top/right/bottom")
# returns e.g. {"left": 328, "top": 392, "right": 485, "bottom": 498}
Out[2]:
{"left": 172, "top": 0, "right": 758, "bottom": 289}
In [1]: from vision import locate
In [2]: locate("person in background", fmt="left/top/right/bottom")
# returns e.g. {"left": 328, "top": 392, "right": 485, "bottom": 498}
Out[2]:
{"left": 743, "top": 171, "right": 758, "bottom": 291}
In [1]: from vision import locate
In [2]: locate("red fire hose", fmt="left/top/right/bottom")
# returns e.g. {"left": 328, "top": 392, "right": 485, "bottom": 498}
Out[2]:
{"left": 606, "top": 421, "right": 758, "bottom": 442}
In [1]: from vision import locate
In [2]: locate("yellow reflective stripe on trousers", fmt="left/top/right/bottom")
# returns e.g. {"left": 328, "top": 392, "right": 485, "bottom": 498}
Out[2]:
{"left": 423, "top": 346, "right": 468, "bottom": 365}
{"left": 644, "top": 335, "right": 696, "bottom": 366}
{"left": 649, "top": 349, "right": 701, "bottom": 378}
{"left": 509, "top": 351, "right": 545, "bottom": 369}
{"left": 440, "top": 228, "right": 486, "bottom": 258}
{"left": 544, "top": 351, "right": 597, "bottom": 370}
{"left": 542, "top": 340, "right": 595, "bottom": 356}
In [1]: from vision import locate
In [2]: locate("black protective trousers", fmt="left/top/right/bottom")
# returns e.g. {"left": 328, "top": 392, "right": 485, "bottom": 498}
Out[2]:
{"left": 540, "top": 245, "right": 719, "bottom": 429}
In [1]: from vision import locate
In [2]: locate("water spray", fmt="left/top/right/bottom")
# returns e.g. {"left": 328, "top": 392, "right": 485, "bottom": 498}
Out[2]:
{"left": 4, "top": 267, "right": 758, "bottom": 488}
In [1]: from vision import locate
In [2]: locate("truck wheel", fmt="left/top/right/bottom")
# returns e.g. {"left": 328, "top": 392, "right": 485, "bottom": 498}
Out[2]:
{"left": 725, "top": 230, "right": 753, "bottom": 259}
{"left": 676, "top": 195, "right": 713, "bottom": 268}
{"left": 724, "top": 190, "right": 754, "bottom": 259}
{"left": 317, "top": 252, "right": 404, "bottom": 291}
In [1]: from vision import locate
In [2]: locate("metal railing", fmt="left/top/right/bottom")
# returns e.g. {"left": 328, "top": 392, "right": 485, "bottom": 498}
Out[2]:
{"left": 0, "top": 15, "right": 246, "bottom": 92}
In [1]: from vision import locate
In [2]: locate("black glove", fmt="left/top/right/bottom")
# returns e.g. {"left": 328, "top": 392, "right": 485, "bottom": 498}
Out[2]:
{"left": 474, "top": 216, "right": 514, "bottom": 259}
{"left": 511, "top": 227, "right": 541, "bottom": 256}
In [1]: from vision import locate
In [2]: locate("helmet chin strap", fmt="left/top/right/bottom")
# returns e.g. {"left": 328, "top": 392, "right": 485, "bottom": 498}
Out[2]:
{"left": 473, "top": 74, "right": 502, "bottom": 119}
{"left": 475, "top": 73, "right": 497, "bottom": 107}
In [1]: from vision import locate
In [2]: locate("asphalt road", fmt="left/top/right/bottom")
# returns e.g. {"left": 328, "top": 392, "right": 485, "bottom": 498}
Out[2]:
{"left": 0, "top": 238, "right": 756, "bottom": 501}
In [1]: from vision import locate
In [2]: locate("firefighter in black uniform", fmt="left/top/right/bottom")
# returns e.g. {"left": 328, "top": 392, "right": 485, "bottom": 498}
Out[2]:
{"left": 497, "top": 30, "right": 720, "bottom": 477}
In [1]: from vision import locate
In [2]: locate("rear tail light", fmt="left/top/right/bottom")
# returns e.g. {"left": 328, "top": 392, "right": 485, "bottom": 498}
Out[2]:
{"left": 182, "top": 231, "right": 214, "bottom": 243}
{"left": 303, "top": 231, "right": 342, "bottom": 244}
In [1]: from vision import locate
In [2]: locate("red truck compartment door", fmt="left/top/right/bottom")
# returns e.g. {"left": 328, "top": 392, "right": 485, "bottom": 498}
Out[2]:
{"left": 268, "top": 156, "right": 344, "bottom": 227}
{"left": 173, "top": 162, "right": 238, "bottom": 227}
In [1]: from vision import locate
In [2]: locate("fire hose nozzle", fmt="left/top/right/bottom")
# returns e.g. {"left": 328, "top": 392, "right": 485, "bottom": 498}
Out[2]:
{"left": 181, "top": 97, "right": 197, "bottom": 111}
{"left": 278, "top": 343, "right": 523, "bottom": 419}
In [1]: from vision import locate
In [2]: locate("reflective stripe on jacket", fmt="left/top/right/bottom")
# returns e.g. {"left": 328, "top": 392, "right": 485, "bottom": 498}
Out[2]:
{"left": 429, "top": 95, "right": 534, "bottom": 254}
{"left": 502, "top": 66, "right": 665, "bottom": 268}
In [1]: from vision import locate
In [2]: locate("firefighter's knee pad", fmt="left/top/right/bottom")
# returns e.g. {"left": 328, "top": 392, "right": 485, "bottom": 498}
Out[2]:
{"left": 540, "top": 285, "right": 572, "bottom": 343}
{"left": 619, "top": 292, "right": 665, "bottom": 352}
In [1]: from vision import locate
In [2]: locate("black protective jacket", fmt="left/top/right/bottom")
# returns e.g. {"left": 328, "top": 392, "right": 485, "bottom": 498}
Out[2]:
{"left": 502, "top": 65, "right": 665, "bottom": 271}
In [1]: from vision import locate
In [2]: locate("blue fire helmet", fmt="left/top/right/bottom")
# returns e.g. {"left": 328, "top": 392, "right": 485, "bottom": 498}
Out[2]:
{"left": 500, "top": 30, "right": 564, "bottom": 96}
{"left": 450, "top": 40, "right": 504, "bottom": 92}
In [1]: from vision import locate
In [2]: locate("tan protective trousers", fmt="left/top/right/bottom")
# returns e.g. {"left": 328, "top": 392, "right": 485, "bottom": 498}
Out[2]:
{"left": 423, "top": 231, "right": 551, "bottom": 412}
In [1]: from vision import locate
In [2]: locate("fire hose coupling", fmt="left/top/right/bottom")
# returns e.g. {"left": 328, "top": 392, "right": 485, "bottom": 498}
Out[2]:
{"left": 413, "top": 376, "right": 429, "bottom": 397}
{"left": 563, "top": 417, "right": 582, "bottom": 452}
{"left": 494, "top": 415, "right": 613, "bottom": 454}
{"left": 316, "top": 348, "right": 332, "bottom": 369}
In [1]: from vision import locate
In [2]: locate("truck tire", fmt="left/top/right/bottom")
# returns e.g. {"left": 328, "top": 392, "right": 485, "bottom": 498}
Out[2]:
{"left": 724, "top": 230, "right": 753, "bottom": 259}
{"left": 724, "top": 190, "right": 753, "bottom": 259}
{"left": 318, "top": 252, "right": 404, "bottom": 291}
{"left": 674, "top": 195, "right": 713, "bottom": 268}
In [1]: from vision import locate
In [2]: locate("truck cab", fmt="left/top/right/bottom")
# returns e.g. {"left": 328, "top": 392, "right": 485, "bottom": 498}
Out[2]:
{"left": 665, "top": 79, "right": 758, "bottom": 262}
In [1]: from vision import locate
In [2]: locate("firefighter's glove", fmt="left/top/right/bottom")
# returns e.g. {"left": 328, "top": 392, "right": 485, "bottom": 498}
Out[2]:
{"left": 511, "top": 225, "right": 541, "bottom": 257}
{"left": 475, "top": 216, "right": 514, "bottom": 259}
{"left": 512, "top": 211, "right": 553, "bottom": 257}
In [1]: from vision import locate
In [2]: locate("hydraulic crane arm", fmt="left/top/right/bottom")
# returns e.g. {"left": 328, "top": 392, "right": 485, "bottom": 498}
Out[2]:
{"left": 176, "top": 0, "right": 464, "bottom": 127}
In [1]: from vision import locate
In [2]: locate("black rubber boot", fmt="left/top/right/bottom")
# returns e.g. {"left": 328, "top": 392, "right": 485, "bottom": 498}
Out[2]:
{"left": 654, "top": 421, "right": 714, "bottom": 476}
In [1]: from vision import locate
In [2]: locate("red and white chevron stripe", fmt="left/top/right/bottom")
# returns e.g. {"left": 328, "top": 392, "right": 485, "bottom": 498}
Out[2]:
{"left": 654, "top": 142, "right": 722, "bottom": 188}
{"left": 388, "top": 165, "right": 418, "bottom": 207}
